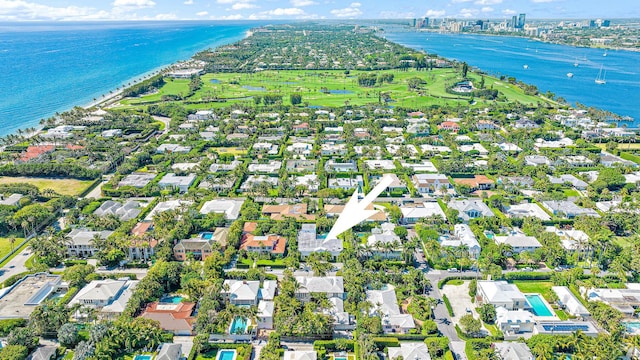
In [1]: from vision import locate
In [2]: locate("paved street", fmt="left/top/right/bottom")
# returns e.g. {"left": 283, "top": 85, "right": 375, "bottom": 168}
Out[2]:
{"left": 0, "top": 247, "right": 32, "bottom": 284}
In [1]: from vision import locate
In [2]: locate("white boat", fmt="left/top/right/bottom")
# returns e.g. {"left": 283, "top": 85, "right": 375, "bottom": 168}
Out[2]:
{"left": 523, "top": 64, "right": 529, "bottom": 69}
{"left": 603, "top": 50, "right": 608, "bottom": 57}
{"left": 567, "top": 73, "right": 574, "bottom": 78}
{"left": 574, "top": 58, "right": 579, "bottom": 67}
{"left": 595, "top": 65, "right": 606, "bottom": 85}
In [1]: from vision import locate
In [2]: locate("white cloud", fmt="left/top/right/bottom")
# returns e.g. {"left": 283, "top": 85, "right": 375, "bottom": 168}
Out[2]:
{"left": 532, "top": 0, "right": 554, "bottom": 2}
{"left": 474, "top": 0, "right": 501, "bottom": 5}
{"left": 481, "top": 6, "right": 493, "bottom": 12}
{"left": 330, "top": 2, "right": 362, "bottom": 18}
{"left": 264, "top": 7, "right": 305, "bottom": 16}
{"left": 230, "top": 2, "right": 257, "bottom": 10}
{"left": 458, "top": 7, "right": 478, "bottom": 17}
{"left": 378, "top": 10, "right": 415, "bottom": 19}
{"left": 211, "top": 13, "right": 244, "bottom": 20}
{"left": 424, "top": 9, "right": 446, "bottom": 17}
{"left": 0, "top": 0, "right": 103, "bottom": 20}
{"left": 502, "top": 8, "right": 517, "bottom": 15}
{"left": 155, "top": 12, "right": 177, "bottom": 19}
{"left": 196, "top": 10, "right": 208, "bottom": 16}
{"left": 451, "top": 0, "right": 472, "bottom": 3}
{"left": 184, "top": 0, "right": 193, "bottom": 4}
{"left": 112, "top": 0, "right": 156, "bottom": 8}
{"left": 291, "top": 0, "right": 317, "bottom": 6}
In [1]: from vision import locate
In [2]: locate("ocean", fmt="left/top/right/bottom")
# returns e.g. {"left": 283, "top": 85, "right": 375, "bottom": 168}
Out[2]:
{"left": 0, "top": 21, "right": 255, "bottom": 136}
{"left": 383, "top": 31, "right": 640, "bottom": 126}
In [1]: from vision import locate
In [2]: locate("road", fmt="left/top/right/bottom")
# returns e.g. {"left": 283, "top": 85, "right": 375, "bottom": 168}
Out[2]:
{"left": 0, "top": 247, "right": 33, "bottom": 284}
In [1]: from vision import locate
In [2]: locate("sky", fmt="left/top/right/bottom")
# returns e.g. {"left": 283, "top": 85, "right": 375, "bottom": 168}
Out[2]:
{"left": 0, "top": 0, "right": 636, "bottom": 22}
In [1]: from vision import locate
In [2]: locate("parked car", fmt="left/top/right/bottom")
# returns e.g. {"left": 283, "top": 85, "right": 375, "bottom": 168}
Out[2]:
{"left": 448, "top": 268, "right": 459, "bottom": 273}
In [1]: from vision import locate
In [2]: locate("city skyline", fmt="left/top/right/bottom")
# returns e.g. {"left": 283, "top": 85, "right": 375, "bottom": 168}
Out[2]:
{"left": 0, "top": 0, "right": 637, "bottom": 22}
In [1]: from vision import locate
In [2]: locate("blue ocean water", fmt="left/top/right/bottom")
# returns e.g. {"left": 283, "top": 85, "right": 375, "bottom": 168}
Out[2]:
{"left": 0, "top": 21, "right": 256, "bottom": 136}
{"left": 383, "top": 31, "right": 640, "bottom": 125}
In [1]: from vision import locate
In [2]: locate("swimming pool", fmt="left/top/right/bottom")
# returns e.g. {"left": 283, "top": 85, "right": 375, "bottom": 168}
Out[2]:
{"left": 133, "top": 355, "right": 152, "bottom": 360}
{"left": 216, "top": 349, "right": 237, "bottom": 360}
{"left": 200, "top": 232, "right": 213, "bottom": 240}
{"left": 160, "top": 295, "right": 183, "bottom": 304}
{"left": 526, "top": 294, "right": 554, "bottom": 317}
{"left": 626, "top": 322, "right": 640, "bottom": 333}
{"left": 229, "top": 317, "right": 248, "bottom": 334}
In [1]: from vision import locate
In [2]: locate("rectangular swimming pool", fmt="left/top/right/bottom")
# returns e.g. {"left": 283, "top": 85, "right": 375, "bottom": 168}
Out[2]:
{"left": 133, "top": 355, "right": 152, "bottom": 360}
{"left": 526, "top": 294, "right": 554, "bottom": 317}
{"left": 216, "top": 349, "right": 237, "bottom": 360}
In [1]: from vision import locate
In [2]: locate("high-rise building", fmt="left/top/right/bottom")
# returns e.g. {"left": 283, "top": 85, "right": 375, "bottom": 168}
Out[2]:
{"left": 589, "top": 20, "right": 596, "bottom": 28}
{"left": 511, "top": 15, "right": 518, "bottom": 29}
{"left": 602, "top": 20, "right": 610, "bottom": 27}
{"left": 517, "top": 13, "right": 526, "bottom": 29}
{"left": 413, "top": 18, "right": 417, "bottom": 28}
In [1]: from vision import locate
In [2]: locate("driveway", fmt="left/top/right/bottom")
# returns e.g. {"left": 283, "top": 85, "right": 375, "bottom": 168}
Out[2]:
{"left": 441, "top": 281, "right": 476, "bottom": 324}
{"left": 173, "top": 336, "right": 193, "bottom": 358}
{"left": 0, "top": 247, "right": 33, "bottom": 284}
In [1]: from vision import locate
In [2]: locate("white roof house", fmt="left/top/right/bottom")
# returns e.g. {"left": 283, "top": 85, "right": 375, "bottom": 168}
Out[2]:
{"left": 439, "top": 224, "right": 481, "bottom": 258}
{"left": 240, "top": 175, "right": 279, "bottom": 191}
{"left": 93, "top": 200, "right": 142, "bottom": 221}
{"left": 552, "top": 286, "right": 590, "bottom": 317}
{"left": 283, "top": 351, "right": 317, "bottom": 360}
{"left": 447, "top": 199, "right": 494, "bottom": 222}
{"left": 401, "top": 203, "right": 446, "bottom": 224}
{"left": 542, "top": 200, "right": 600, "bottom": 218}
{"left": 477, "top": 280, "right": 527, "bottom": 310}
{"left": 366, "top": 285, "right": 415, "bottom": 334}
{"left": 118, "top": 173, "right": 157, "bottom": 188}
{"left": 506, "top": 203, "right": 551, "bottom": 221}
{"left": 459, "top": 143, "right": 488, "bottom": 155}
{"left": 400, "top": 160, "right": 438, "bottom": 173}
{"left": 548, "top": 174, "right": 588, "bottom": 190}
{"left": 209, "top": 160, "right": 242, "bottom": 173}
{"left": 68, "top": 279, "right": 138, "bottom": 319}
{"left": 158, "top": 173, "right": 196, "bottom": 193}
{"left": 145, "top": 200, "right": 193, "bottom": 221}
{"left": 257, "top": 300, "right": 274, "bottom": 330}
{"left": 495, "top": 306, "right": 535, "bottom": 338}
{"left": 493, "top": 230, "right": 542, "bottom": 254}
{"left": 546, "top": 227, "right": 589, "bottom": 252}
{"left": 295, "top": 276, "right": 344, "bottom": 301}
{"left": 388, "top": 342, "right": 431, "bottom": 360}
{"left": 157, "top": 144, "right": 192, "bottom": 153}
{"left": 494, "top": 342, "right": 534, "bottom": 360}
{"left": 222, "top": 280, "right": 260, "bottom": 306}
{"left": 199, "top": 198, "right": 245, "bottom": 220}
{"left": 247, "top": 161, "right": 282, "bottom": 173}
{"left": 297, "top": 224, "right": 343, "bottom": 258}
{"left": 365, "top": 160, "right": 396, "bottom": 170}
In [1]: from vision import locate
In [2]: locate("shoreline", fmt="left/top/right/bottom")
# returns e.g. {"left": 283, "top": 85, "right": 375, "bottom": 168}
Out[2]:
{"left": 2, "top": 27, "right": 254, "bottom": 140}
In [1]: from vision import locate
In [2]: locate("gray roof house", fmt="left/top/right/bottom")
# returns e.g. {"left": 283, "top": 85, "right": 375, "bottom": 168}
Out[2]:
{"left": 156, "top": 343, "right": 182, "bottom": 360}
{"left": 28, "top": 346, "right": 57, "bottom": 360}
{"left": 542, "top": 200, "right": 600, "bottom": 218}
{"left": 68, "top": 279, "right": 138, "bottom": 319}
{"left": 548, "top": 174, "right": 588, "bottom": 190}
{"left": 158, "top": 173, "right": 197, "bottom": 193}
{"left": 67, "top": 229, "right": 114, "bottom": 257}
{"left": 93, "top": 200, "right": 142, "bottom": 221}
{"left": 447, "top": 199, "right": 494, "bottom": 222}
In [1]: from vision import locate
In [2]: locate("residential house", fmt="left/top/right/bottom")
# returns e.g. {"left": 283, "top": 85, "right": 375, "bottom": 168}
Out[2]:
{"left": 438, "top": 121, "right": 460, "bottom": 132}
{"left": 247, "top": 161, "right": 282, "bottom": 173}
{"left": 262, "top": 203, "right": 315, "bottom": 221}
{"left": 93, "top": 200, "right": 142, "bottom": 221}
{"left": 287, "top": 159, "right": 318, "bottom": 172}
{"left": 252, "top": 142, "right": 279, "bottom": 155}
{"left": 459, "top": 143, "right": 489, "bottom": 155}
{"left": 283, "top": 351, "right": 317, "bottom": 360}
{"left": 140, "top": 301, "right": 195, "bottom": 335}
{"left": 453, "top": 175, "right": 495, "bottom": 191}
{"left": 419, "top": 144, "right": 451, "bottom": 154}
{"left": 240, "top": 232, "right": 287, "bottom": 256}
{"left": 118, "top": 173, "right": 157, "bottom": 188}
{"left": 188, "top": 110, "right": 215, "bottom": 121}
{"left": 68, "top": 279, "right": 138, "bottom": 319}
{"left": 366, "top": 285, "right": 416, "bottom": 334}
{"left": 0, "top": 273, "right": 64, "bottom": 319}
{"left": 257, "top": 300, "right": 274, "bottom": 330}
{"left": 328, "top": 176, "right": 363, "bottom": 190}
{"left": 524, "top": 155, "right": 551, "bottom": 167}
{"left": 548, "top": 174, "right": 588, "bottom": 190}
{"left": 321, "top": 143, "right": 347, "bottom": 156}
{"left": 447, "top": 199, "right": 494, "bottom": 222}
{"left": 222, "top": 280, "right": 260, "bottom": 306}
{"left": 145, "top": 200, "right": 192, "bottom": 221}
{"left": 364, "top": 160, "right": 396, "bottom": 171}
{"left": 552, "top": 286, "right": 590, "bottom": 318}
{"left": 546, "top": 227, "right": 590, "bottom": 252}
{"left": 173, "top": 228, "right": 229, "bottom": 261}
{"left": 199, "top": 198, "right": 245, "bottom": 220}
{"left": 496, "top": 143, "right": 522, "bottom": 152}
{"left": 440, "top": 224, "right": 481, "bottom": 258}
{"left": 366, "top": 223, "right": 402, "bottom": 259}
{"left": 370, "top": 174, "right": 406, "bottom": 193}
{"left": 0, "top": 194, "right": 23, "bottom": 206}
{"left": 514, "top": 118, "right": 538, "bottom": 129}
{"left": 287, "top": 143, "right": 313, "bottom": 156}
{"left": 406, "top": 123, "right": 430, "bottom": 137}
{"left": 158, "top": 173, "right": 196, "bottom": 193}
{"left": 295, "top": 276, "right": 344, "bottom": 302}
{"left": 156, "top": 343, "right": 182, "bottom": 360}
{"left": 325, "top": 203, "right": 387, "bottom": 223}
{"left": 477, "top": 280, "right": 527, "bottom": 310}
{"left": 558, "top": 155, "right": 595, "bottom": 168}
{"left": 506, "top": 203, "right": 551, "bottom": 221}
{"left": 209, "top": 160, "right": 242, "bottom": 173}
{"left": 388, "top": 343, "right": 431, "bottom": 360}
{"left": 494, "top": 342, "right": 534, "bottom": 360}
{"left": 240, "top": 175, "right": 279, "bottom": 192}
{"left": 534, "top": 137, "right": 574, "bottom": 149}
{"left": 477, "top": 120, "right": 499, "bottom": 130}
{"left": 294, "top": 174, "right": 319, "bottom": 192}
{"left": 493, "top": 229, "right": 542, "bottom": 254}
{"left": 496, "top": 307, "right": 535, "bottom": 338}
{"left": 401, "top": 203, "right": 446, "bottom": 224}
{"left": 401, "top": 160, "right": 438, "bottom": 173}
{"left": 67, "top": 229, "right": 114, "bottom": 258}
{"left": 157, "top": 144, "right": 191, "bottom": 154}
{"left": 297, "top": 224, "right": 343, "bottom": 259}
{"left": 584, "top": 284, "right": 640, "bottom": 316}
{"left": 542, "top": 200, "right": 600, "bottom": 218}
{"left": 325, "top": 160, "right": 357, "bottom": 173}
{"left": 412, "top": 174, "right": 451, "bottom": 194}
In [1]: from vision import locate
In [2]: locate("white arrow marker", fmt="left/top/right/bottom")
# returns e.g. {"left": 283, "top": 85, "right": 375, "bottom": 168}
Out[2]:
{"left": 326, "top": 174, "right": 395, "bottom": 240}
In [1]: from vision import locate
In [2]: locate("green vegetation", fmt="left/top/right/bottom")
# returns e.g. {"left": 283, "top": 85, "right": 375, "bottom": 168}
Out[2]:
{"left": 0, "top": 177, "right": 94, "bottom": 196}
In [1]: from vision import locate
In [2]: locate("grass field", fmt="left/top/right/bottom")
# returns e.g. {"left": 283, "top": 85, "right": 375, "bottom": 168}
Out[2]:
{"left": 118, "top": 68, "right": 552, "bottom": 110}
{"left": 213, "top": 147, "right": 248, "bottom": 156}
{"left": 0, "top": 177, "right": 95, "bottom": 196}
{"left": 0, "top": 236, "right": 25, "bottom": 262}
{"left": 513, "top": 281, "right": 554, "bottom": 301}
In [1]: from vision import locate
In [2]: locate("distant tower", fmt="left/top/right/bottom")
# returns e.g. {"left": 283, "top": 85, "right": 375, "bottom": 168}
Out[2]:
{"left": 413, "top": 18, "right": 417, "bottom": 27}
{"left": 602, "top": 20, "right": 611, "bottom": 27}
{"left": 518, "top": 13, "right": 526, "bottom": 28}
{"left": 424, "top": 17, "right": 430, "bottom": 27}
{"left": 511, "top": 15, "right": 518, "bottom": 28}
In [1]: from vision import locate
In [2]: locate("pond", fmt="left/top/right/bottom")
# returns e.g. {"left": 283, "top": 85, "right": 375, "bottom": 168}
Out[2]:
{"left": 242, "top": 85, "right": 266, "bottom": 91}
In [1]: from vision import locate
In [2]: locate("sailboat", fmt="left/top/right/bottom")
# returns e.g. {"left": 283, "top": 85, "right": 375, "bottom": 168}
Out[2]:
{"left": 523, "top": 64, "right": 529, "bottom": 69}
{"left": 595, "top": 65, "right": 606, "bottom": 85}
{"left": 567, "top": 73, "right": 574, "bottom": 78}
{"left": 603, "top": 50, "right": 608, "bottom": 57}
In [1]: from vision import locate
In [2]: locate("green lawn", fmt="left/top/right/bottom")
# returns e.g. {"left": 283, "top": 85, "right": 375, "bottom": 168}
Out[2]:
{"left": 196, "top": 350, "right": 218, "bottom": 359}
{"left": 513, "top": 281, "right": 554, "bottom": 301}
{"left": 484, "top": 323, "right": 502, "bottom": 337}
{"left": 116, "top": 68, "right": 552, "bottom": 111}
{"left": 448, "top": 279, "right": 464, "bottom": 286}
{"left": 555, "top": 309, "right": 569, "bottom": 320}
{"left": 563, "top": 189, "right": 580, "bottom": 197}
{"left": 0, "top": 237, "right": 25, "bottom": 262}
{"left": 0, "top": 176, "right": 95, "bottom": 196}
{"left": 213, "top": 147, "right": 248, "bottom": 156}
